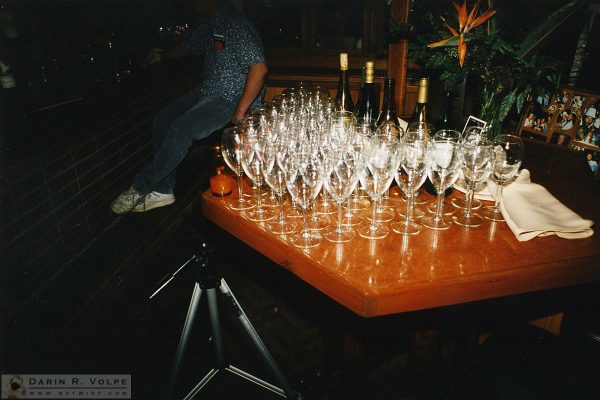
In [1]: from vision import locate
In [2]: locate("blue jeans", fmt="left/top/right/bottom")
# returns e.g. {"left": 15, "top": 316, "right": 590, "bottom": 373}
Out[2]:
{"left": 133, "top": 88, "right": 236, "bottom": 194}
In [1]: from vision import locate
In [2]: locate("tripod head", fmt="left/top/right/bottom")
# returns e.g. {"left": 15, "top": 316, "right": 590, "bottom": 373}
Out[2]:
{"left": 149, "top": 242, "right": 220, "bottom": 300}
{"left": 194, "top": 242, "right": 222, "bottom": 289}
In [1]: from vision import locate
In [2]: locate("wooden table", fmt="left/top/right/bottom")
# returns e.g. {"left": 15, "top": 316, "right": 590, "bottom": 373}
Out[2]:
{"left": 201, "top": 141, "right": 600, "bottom": 318}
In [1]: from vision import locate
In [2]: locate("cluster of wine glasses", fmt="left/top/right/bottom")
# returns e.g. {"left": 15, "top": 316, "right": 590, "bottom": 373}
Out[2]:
{"left": 220, "top": 83, "right": 524, "bottom": 248}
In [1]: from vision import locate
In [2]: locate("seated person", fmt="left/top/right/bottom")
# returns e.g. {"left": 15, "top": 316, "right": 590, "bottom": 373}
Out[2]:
{"left": 111, "top": 0, "right": 267, "bottom": 214}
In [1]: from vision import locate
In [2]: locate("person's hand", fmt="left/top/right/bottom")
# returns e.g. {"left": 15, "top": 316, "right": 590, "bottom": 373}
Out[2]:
{"left": 144, "top": 50, "right": 163, "bottom": 65}
{"left": 231, "top": 110, "right": 247, "bottom": 125}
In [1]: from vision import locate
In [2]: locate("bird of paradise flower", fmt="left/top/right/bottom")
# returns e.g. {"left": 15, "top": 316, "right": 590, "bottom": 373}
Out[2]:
{"left": 428, "top": 0, "right": 496, "bottom": 68}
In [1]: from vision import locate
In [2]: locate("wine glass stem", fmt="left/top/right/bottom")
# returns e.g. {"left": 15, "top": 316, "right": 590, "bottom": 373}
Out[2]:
{"left": 277, "top": 193, "right": 286, "bottom": 224}
{"left": 405, "top": 190, "right": 414, "bottom": 226}
{"left": 371, "top": 197, "right": 379, "bottom": 230}
{"left": 255, "top": 181, "right": 262, "bottom": 210}
{"left": 464, "top": 183, "right": 475, "bottom": 219}
{"left": 236, "top": 174, "right": 244, "bottom": 201}
{"left": 434, "top": 191, "right": 444, "bottom": 222}
{"left": 493, "top": 182, "right": 503, "bottom": 212}
{"left": 337, "top": 201, "right": 343, "bottom": 233}
{"left": 345, "top": 198, "right": 353, "bottom": 217}
{"left": 302, "top": 207, "right": 310, "bottom": 238}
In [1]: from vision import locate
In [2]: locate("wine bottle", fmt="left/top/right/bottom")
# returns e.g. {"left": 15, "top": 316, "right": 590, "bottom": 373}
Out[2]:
{"left": 411, "top": 77, "right": 429, "bottom": 125}
{"left": 355, "top": 61, "right": 379, "bottom": 123}
{"left": 376, "top": 77, "right": 400, "bottom": 127}
{"left": 354, "top": 65, "right": 365, "bottom": 111}
{"left": 435, "top": 89, "right": 454, "bottom": 129}
{"left": 335, "top": 53, "right": 354, "bottom": 112}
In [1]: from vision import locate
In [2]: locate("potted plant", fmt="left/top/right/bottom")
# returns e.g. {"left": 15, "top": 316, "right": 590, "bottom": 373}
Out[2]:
{"left": 395, "top": 0, "right": 584, "bottom": 137}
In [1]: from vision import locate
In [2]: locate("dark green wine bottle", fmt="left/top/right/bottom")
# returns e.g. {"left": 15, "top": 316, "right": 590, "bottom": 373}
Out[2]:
{"left": 355, "top": 61, "right": 379, "bottom": 124}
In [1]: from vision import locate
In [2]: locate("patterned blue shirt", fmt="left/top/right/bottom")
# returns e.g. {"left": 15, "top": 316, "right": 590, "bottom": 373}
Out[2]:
{"left": 187, "top": 4, "right": 265, "bottom": 108}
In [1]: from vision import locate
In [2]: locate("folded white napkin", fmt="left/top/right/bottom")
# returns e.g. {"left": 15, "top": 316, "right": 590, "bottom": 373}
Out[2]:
{"left": 495, "top": 169, "right": 594, "bottom": 241}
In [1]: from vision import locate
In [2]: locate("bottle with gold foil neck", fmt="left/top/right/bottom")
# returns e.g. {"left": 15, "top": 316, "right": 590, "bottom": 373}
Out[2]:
{"left": 335, "top": 53, "right": 354, "bottom": 112}
{"left": 354, "top": 61, "right": 379, "bottom": 124}
{"left": 411, "top": 77, "right": 429, "bottom": 125}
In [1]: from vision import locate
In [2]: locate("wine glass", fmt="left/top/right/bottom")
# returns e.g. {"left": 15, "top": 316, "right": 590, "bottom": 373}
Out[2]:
{"left": 284, "top": 152, "right": 324, "bottom": 248}
{"left": 240, "top": 131, "right": 275, "bottom": 222}
{"left": 347, "top": 117, "right": 373, "bottom": 212}
{"left": 452, "top": 124, "right": 489, "bottom": 210}
{"left": 375, "top": 121, "right": 404, "bottom": 213}
{"left": 261, "top": 138, "right": 298, "bottom": 234}
{"left": 481, "top": 134, "right": 524, "bottom": 221}
{"left": 358, "top": 134, "right": 400, "bottom": 239}
{"left": 453, "top": 138, "right": 494, "bottom": 227}
{"left": 391, "top": 131, "right": 431, "bottom": 235}
{"left": 323, "top": 144, "right": 360, "bottom": 242}
{"left": 422, "top": 129, "right": 462, "bottom": 230}
{"left": 221, "top": 126, "right": 255, "bottom": 211}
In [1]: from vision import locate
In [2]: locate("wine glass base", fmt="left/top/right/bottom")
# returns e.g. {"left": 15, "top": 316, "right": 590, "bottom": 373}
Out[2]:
{"left": 242, "top": 207, "right": 276, "bottom": 222}
{"left": 380, "top": 197, "right": 400, "bottom": 210}
{"left": 391, "top": 221, "right": 421, "bottom": 235}
{"left": 358, "top": 224, "right": 389, "bottom": 239}
{"left": 481, "top": 206, "right": 505, "bottom": 222}
{"left": 227, "top": 197, "right": 256, "bottom": 211}
{"left": 365, "top": 209, "right": 395, "bottom": 223}
{"left": 398, "top": 190, "right": 428, "bottom": 205}
{"left": 289, "top": 232, "right": 322, "bottom": 248}
{"left": 426, "top": 201, "right": 455, "bottom": 216}
{"left": 266, "top": 220, "right": 299, "bottom": 235}
{"left": 422, "top": 215, "right": 453, "bottom": 230}
{"left": 345, "top": 198, "right": 371, "bottom": 211}
{"left": 342, "top": 213, "right": 364, "bottom": 226}
{"left": 451, "top": 197, "right": 482, "bottom": 210}
{"left": 314, "top": 202, "right": 337, "bottom": 215}
{"left": 324, "top": 227, "right": 356, "bottom": 243}
{"left": 308, "top": 215, "right": 330, "bottom": 231}
{"left": 396, "top": 206, "right": 425, "bottom": 219}
{"left": 261, "top": 196, "right": 280, "bottom": 208}
{"left": 453, "top": 213, "right": 484, "bottom": 227}
{"left": 285, "top": 208, "right": 304, "bottom": 219}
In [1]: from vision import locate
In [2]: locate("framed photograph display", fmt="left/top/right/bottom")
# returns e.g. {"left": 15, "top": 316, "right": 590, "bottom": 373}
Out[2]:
{"left": 517, "top": 87, "right": 600, "bottom": 176}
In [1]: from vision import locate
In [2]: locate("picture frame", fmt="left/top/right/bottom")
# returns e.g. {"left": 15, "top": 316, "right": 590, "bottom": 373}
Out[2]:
{"left": 517, "top": 87, "right": 600, "bottom": 176}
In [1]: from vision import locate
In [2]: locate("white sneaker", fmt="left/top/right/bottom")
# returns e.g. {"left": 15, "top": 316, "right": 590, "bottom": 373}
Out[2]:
{"left": 111, "top": 186, "right": 145, "bottom": 215}
{"left": 132, "top": 191, "right": 175, "bottom": 213}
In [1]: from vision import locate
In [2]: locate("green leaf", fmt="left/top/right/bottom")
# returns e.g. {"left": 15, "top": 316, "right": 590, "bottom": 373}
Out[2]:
{"left": 518, "top": 0, "right": 585, "bottom": 57}
{"left": 516, "top": 91, "right": 527, "bottom": 114}
{"left": 499, "top": 89, "right": 518, "bottom": 122}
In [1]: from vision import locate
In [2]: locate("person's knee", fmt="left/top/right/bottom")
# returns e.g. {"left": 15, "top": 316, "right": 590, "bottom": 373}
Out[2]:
{"left": 153, "top": 109, "right": 174, "bottom": 133}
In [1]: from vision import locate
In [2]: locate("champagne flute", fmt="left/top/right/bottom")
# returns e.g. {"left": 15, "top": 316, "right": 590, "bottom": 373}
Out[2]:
{"left": 452, "top": 125, "right": 489, "bottom": 210}
{"left": 221, "top": 126, "right": 255, "bottom": 210}
{"left": 453, "top": 138, "right": 494, "bottom": 227}
{"left": 422, "top": 129, "right": 462, "bottom": 230}
{"left": 347, "top": 117, "right": 374, "bottom": 211}
{"left": 391, "top": 131, "right": 431, "bottom": 235}
{"left": 284, "top": 152, "right": 323, "bottom": 248}
{"left": 261, "top": 139, "right": 298, "bottom": 234}
{"left": 358, "top": 134, "right": 400, "bottom": 239}
{"left": 323, "top": 145, "right": 360, "bottom": 242}
{"left": 481, "top": 134, "right": 524, "bottom": 221}
{"left": 240, "top": 131, "right": 275, "bottom": 222}
{"left": 375, "top": 121, "right": 404, "bottom": 213}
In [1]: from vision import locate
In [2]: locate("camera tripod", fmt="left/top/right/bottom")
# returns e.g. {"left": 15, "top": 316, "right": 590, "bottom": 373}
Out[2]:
{"left": 150, "top": 244, "right": 301, "bottom": 400}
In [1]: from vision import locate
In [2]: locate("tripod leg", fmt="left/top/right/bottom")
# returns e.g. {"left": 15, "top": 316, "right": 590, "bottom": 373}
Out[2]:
{"left": 206, "top": 288, "right": 226, "bottom": 367}
{"left": 219, "top": 279, "right": 300, "bottom": 399}
{"left": 166, "top": 282, "right": 203, "bottom": 400}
